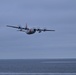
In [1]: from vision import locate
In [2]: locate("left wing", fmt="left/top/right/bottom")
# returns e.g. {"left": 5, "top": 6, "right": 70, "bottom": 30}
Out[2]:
{"left": 36, "top": 28, "right": 55, "bottom": 33}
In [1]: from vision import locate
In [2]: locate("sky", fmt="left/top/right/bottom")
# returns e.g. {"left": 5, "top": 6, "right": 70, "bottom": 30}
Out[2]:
{"left": 0, "top": 0, "right": 76, "bottom": 59}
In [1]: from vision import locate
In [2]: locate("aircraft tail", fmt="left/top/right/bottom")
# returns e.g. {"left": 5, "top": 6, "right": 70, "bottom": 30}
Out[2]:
{"left": 25, "top": 23, "right": 29, "bottom": 29}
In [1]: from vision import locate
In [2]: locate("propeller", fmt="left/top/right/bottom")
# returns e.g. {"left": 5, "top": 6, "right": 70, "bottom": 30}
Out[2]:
{"left": 36, "top": 27, "right": 40, "bottom": 31}
{"left": 17, "top": 25, "right": 22, "bottom": 29}
{"left": 43, "top": 28, "right": 47, "bottom": 31}
{"left": 37, "top": 27, "right": 41, "bottom": 33}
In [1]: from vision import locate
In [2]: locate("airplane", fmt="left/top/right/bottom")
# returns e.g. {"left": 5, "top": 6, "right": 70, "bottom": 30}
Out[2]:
{"left": 6, "top": 24, "right": 55, "bottom": 35}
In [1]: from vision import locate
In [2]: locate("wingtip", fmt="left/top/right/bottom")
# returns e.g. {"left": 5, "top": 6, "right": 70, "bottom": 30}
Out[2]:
{"left": 6, "top": 25, "right": 9, "bottom": 27}
{"left": 50, "top": 30, "right": 55, "bottom": 31}
{"left": 6, "top": 25, "right": 10, "bottom": 27}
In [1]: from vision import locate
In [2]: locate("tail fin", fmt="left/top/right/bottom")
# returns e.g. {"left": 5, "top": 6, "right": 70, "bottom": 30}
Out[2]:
{"left": 25, "top": 23, "right": 29, "bottom": 29}
{"left": 25, "top": 23, "right": 27, "bottom": 28}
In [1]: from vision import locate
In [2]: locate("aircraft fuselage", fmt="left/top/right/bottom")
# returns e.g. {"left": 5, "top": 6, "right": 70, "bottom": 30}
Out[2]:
{"left": 25, "top": 29, "right": 36, "bottom": 34}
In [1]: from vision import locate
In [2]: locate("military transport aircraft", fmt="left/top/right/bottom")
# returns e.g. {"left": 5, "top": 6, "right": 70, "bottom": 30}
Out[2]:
{"left": 7, "top": 24, "right": 55, "bottom": 35}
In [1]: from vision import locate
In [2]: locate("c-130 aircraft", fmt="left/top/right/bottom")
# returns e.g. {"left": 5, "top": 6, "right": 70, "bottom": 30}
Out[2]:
{"left": 7, "top": 24, "right": 55, "bottom": 35}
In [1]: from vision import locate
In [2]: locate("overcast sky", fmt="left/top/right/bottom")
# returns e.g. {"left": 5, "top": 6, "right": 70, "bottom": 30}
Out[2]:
{"left": 0, "top": 0, "right": 76, "bottom": 59}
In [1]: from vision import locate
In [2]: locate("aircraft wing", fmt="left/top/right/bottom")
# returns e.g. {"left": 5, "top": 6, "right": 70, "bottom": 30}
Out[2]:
{"left": 42, "top": 29, "right": 55, "bottom": 31}
{"left": 7, "top": 25, "right": 20, "bottom": 28}
{"left": 7, "top": 25, "right": 29, "bottom": 30}
{"left": 36, "top": 28, "right": 55, "bottom": 33}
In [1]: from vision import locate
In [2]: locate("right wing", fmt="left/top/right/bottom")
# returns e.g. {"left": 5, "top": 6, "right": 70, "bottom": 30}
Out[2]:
{"left": 6, "top": 25, "right": 29, "bottom": 30}
{"left": 7, "top": 25, "right": 21, "bottom": 29}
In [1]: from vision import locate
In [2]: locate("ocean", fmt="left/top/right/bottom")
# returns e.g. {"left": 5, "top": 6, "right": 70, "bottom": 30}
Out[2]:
{"left": 0, "top": 59, "right": 76, "bottom": 75}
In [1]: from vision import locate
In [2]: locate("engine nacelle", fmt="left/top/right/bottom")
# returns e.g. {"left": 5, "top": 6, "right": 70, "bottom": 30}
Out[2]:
{"left": 43, "top": 29, "right": 46, "bottom": 31}
{"left": 38, "top": 30, "right": 41, "bottom": 33}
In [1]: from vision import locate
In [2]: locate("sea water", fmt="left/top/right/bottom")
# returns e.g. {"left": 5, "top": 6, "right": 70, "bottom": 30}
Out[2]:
{"left": 0, "top": 59, "right": 76, "bottom": 75}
